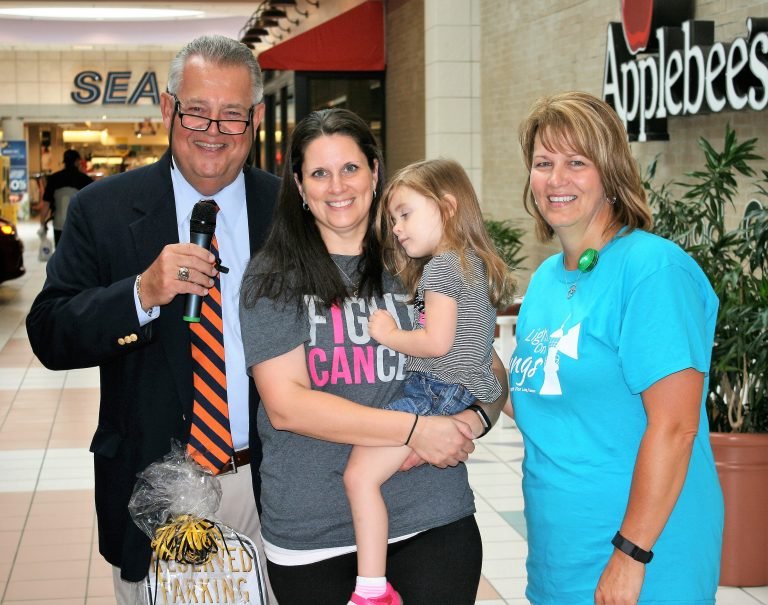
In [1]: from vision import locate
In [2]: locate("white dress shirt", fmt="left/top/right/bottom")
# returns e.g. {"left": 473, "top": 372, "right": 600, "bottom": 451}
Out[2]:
{"left": 133, "top": 162, "right": 252, "bottom": 450}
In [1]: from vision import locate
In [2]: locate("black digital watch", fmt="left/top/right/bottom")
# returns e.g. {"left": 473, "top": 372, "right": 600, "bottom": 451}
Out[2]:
{"left": 611, "top": 531, "right": 654, "bottom": 563}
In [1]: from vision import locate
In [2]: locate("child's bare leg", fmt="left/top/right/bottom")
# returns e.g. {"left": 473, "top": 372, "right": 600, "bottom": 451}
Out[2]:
{"left": 344, "top": 444, "right": 411, "bottom": 577}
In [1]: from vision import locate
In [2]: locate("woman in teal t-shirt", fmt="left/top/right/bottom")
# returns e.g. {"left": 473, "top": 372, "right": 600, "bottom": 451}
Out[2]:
{"left": 509, "top": 91, "right": 723, "bottom": 604}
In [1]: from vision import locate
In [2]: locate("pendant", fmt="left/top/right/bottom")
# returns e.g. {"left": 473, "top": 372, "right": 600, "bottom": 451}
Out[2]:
{"left": 578, "top": 248, "right": 599, "bottom": 272}
{"left": 567, "top": 284, "right": 577, "bottom": 299}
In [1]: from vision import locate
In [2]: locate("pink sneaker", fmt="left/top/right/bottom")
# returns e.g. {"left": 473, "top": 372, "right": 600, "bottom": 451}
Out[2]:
{"left": 347, "top": 582, "right": 402, "bottom": 605}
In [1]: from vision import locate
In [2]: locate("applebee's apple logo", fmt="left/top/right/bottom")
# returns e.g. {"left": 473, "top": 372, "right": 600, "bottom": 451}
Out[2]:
{"left": 605, "top": 1, "right": 768, "bottom": 142}
{"left": 620, "top": 0, "right": 693, "bottom": 55}
{"left": 622, "top": 0, "right": 654, "bottom": 54}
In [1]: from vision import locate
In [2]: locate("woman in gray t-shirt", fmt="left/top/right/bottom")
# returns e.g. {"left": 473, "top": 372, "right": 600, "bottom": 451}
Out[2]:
{"left": 240, "top": 109, "right": 506, "bottom": 605}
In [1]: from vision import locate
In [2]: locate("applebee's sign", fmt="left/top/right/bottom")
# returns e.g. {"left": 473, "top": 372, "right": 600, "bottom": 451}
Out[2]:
{"left": 603, "top": 0, "right": 768, "bottom": 141}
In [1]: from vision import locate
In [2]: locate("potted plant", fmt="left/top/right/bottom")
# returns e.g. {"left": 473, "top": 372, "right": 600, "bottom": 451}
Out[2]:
{"left": 645, "top": 125, "right": 768, "bottom": 586}
{"left": 485, "top": 217, "right": 526, "bottom": 274}
{"left": 484, "top": 217, "right": 526, "bottom": 309}
{"left": 484, "top": 217, "right": 526, "bottom": 375}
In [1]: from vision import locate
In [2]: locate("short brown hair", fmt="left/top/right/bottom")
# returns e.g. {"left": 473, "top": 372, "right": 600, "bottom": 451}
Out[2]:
{"left": 518, "top": 91, "right": 652, "bottom": 242}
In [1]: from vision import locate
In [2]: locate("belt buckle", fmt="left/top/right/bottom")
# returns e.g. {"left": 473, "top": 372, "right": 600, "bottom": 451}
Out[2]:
{"left": 219, "top": 453, "right": 238, "bottom": 476}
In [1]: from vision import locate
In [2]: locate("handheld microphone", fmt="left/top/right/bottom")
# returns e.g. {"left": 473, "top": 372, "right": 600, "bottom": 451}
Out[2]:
{"left": 183, "top": 200, "right": 218, "bottom": 323}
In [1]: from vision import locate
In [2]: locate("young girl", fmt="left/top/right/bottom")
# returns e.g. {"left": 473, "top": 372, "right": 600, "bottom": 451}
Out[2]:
{"left": 344, "top": 158, "right": 514, "bottom": 605}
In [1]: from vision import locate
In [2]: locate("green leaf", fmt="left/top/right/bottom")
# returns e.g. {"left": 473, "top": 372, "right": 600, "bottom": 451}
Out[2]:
{"left": 646, "top": 125, "right": 768, "bottom": 433}
{"left": 483, "top": 217, "right": 527, "bottom": 271}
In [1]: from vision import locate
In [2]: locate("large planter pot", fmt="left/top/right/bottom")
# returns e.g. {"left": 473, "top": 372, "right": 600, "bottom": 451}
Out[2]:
{"left": 710, "top": 432, "right": 768, "bottom": 586}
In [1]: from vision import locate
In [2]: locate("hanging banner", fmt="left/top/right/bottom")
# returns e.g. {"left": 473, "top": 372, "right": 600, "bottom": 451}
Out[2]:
{"left": 0, "top": 140, "right": 28, "bottom": 196}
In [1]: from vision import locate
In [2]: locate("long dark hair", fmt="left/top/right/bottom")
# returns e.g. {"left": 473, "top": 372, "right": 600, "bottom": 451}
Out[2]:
{"left": 241, "top": 108, "right": 386, "bottom": 309}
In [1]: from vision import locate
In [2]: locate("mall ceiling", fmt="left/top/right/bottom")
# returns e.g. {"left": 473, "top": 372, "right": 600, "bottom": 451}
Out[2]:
{"left": 0, "top": 1, "right": 260, "bottom": 49}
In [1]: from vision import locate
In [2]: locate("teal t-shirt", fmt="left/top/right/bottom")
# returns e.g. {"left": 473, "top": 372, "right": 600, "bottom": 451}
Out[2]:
{"left": 510, "top": 230, "right": 723, "bottom": 604}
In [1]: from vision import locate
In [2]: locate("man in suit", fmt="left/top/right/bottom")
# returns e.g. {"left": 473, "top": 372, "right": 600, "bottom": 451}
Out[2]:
{"left": 26, "top": 35, "right": 279, "bottom": 603}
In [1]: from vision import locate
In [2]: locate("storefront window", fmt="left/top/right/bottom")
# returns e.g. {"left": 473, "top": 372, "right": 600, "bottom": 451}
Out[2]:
{"left": 258, "top": 70, "right": 384, "bottom": 175}
{"left": 299, "top": 72, "right": 384, "bottom": 152}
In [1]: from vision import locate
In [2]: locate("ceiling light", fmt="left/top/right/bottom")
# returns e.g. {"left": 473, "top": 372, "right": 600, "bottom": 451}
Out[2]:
{"left": 0, "top": 8, "right": 204, "bottom": 20}
{"left": 63, "top": 129, "right": 108, "bottom": 144}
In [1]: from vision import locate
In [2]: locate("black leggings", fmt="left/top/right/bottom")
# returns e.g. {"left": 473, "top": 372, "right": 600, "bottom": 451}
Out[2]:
{"left": 267, "top": 515, "right": 482, "bottom": 605}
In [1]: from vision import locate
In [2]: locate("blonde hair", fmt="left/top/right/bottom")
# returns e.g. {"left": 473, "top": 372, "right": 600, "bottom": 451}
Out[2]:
{"left": 518, "top": 91, "right": 652, "bottom": 242}
{"left": 376, "top": 158, "right": 514, "bottom": 307}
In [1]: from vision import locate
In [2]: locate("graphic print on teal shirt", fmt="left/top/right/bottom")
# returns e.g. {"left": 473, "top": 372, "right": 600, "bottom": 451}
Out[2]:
{"left": 540, "top": 321, "right": 580, "bottom": 395}
{"left": 509, "top": 318, "right": 581, "bottom": 396}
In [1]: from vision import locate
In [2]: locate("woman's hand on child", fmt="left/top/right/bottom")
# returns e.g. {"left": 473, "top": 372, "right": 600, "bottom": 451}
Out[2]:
{"left": 399, "top": 450, "right": 426, "bottom": 471}
{"left": 368, "top": 309, "right": 398, "bottom": 346}
{"left": 408, "top": 415, "right": 475, "bottom": 468}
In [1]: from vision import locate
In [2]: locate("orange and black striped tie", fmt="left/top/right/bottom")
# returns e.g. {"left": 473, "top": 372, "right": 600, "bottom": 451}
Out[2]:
{"left": 187, "top": 202, "right": 234, "bottom": 474}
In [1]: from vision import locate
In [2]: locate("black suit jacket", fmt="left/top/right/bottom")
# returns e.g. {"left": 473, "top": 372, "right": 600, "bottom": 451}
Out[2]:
{"left": 26, "top": 151, "right": 279, "bottom": 581}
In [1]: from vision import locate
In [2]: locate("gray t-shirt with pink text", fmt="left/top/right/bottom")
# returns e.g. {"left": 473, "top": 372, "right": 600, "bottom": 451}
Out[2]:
{"left": 239, "top": 254, "right": 475, "bottom": 550}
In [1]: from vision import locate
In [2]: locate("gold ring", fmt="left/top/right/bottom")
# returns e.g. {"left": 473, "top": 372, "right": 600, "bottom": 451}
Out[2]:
{"left": 177, "top": 266, "right": 190, "bottom": 281}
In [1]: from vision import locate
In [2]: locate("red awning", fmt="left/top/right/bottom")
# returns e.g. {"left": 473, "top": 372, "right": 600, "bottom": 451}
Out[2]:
{"left": 257, "top": 1, "right": 385, "bottom": 72}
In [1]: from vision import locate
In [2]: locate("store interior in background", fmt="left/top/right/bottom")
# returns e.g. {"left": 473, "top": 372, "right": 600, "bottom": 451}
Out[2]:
{"left": 16, "top": 67, "right": 384, "bottom": 214}
{"left": 17, "top": 120, "right": 167, "bottom": 217}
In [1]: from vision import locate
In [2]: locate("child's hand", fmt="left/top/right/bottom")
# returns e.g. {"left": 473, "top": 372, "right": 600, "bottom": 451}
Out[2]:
{"left": 368, "top": 309, "right": 398, "bottom": 345}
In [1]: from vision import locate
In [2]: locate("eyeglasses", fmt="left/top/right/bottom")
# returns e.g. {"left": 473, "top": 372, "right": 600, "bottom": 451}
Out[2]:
{"left": 172, "top": 95, "right": 253, "bottom": 135}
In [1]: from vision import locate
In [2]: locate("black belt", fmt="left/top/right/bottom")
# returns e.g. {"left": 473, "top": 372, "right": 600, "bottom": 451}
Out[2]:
{"left": 220, "top": 448, "right": 250, "bottom": 474}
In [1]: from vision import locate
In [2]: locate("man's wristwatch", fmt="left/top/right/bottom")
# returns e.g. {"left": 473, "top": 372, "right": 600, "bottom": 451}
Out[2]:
{"left": 611, "top": 531, "right": 654, "bottom": 563}
{"left": 467, "top": 404, "right": 491, "bottom": 438}
{"left": 136, "top": 273, "right": 154, "bottom": 317}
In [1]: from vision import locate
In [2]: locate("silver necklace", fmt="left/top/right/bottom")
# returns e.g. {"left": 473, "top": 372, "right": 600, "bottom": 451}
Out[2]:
{"left": 332, "top": 258, "right": 359, "bottom": 298}
{"left": 565, "top": 271, "right": 583, "bottom": 299}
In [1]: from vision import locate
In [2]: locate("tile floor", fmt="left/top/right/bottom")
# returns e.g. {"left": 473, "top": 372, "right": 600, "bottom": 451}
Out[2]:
{"left": 1, "top": 220, "right": 767, "bottom": 604}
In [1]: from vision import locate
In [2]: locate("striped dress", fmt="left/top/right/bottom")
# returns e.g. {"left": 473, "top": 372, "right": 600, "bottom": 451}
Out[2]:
{"left": 407, "top": 250, "right": 501, "bottom": 403}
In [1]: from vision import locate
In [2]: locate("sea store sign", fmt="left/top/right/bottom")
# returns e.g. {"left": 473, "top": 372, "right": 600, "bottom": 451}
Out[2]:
{"left": 603, "top": 0, "right": 768, "bottom": 141}
{"left": 71, "top": 70, "right": 160, "bottom": 105}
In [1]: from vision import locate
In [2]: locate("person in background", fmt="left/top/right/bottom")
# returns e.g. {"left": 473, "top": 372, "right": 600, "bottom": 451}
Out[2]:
{"left": 26, "top": 35, "right": 279, "bottom": 604}
{"left": 120, "top": 149, "right": 140, "bottom": 173}
{"left": 344, "top": 158, "right": 514, "bottom": 604}
{"left": 40, "top": 145, "right": 52, "bottom": 172}
{"left": 240, "top": 108, "right": 508, "bottom": 605}
{"left": 509, "top": 91, "right": 723, "bottom": 604}
{"left": 40, "top": 148, "right": 93, "bottom": 245}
